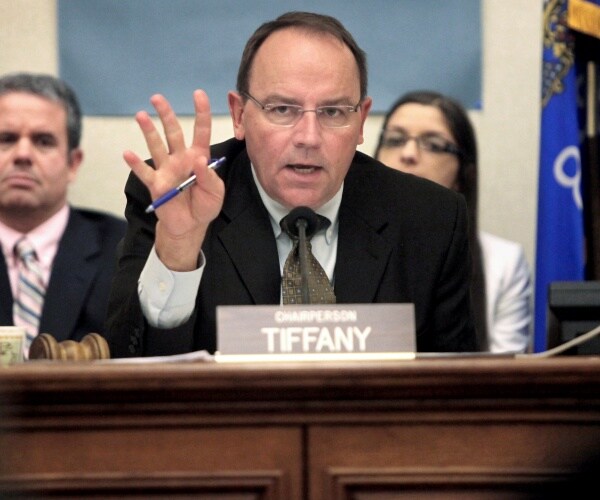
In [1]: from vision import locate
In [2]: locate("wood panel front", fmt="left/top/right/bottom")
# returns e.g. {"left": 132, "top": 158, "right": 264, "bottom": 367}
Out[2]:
{"left": 309, "top": 421, "right": 600, "bottom": 499}
{"left": 1, "top": 426, "right": 300, "bottom": 498}
{"left": 1, "top": 357, "right": 599, "bottom": 499}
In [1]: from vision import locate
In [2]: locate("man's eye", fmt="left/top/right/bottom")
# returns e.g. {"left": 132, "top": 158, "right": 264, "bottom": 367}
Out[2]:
{"left": 0, "top": 132, "right": 17, "bottom": 145}
{"left": 320, "top": 107, "right": 343, "bottom": 118}
{"left": 33, "top": 134, "right": 58, "bottom": 148}
{"left": 269, "top": 105, "right": 295, "bottom": 116}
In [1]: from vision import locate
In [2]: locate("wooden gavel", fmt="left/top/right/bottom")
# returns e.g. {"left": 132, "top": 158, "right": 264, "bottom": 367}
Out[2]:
{"left": 29, "top": 333, "right": 110, "bottom": 361}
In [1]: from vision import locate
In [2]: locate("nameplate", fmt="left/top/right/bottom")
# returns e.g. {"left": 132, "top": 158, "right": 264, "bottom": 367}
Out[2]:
{"left": 215, "top": 303, "right": 415, "bottom": 362}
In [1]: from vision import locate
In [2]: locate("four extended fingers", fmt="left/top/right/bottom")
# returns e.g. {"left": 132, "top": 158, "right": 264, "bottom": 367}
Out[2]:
{"left": 125, "top": 91, "right": 212, "bottom": 187}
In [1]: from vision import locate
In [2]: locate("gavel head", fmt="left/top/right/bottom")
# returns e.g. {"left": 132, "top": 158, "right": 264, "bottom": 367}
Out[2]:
{"left": 28, "top": 333, "right": 111, "bottom": 361}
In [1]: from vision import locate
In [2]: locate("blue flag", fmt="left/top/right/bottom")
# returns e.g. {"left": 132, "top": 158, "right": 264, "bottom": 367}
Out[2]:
{"left": 534, "top": 0, "right": 585, "bottom": 352}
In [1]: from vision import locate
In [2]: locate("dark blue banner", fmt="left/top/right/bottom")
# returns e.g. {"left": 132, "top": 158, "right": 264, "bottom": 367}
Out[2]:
{"left": 534, "top": 0, "right": 586, "bottom": 352}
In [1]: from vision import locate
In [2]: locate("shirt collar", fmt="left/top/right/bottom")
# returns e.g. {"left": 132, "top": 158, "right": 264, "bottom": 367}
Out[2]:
{"left": 0, "top": 205, "right": 70, "bottom": 267}
{"left": 250, "top": 164, "right": 342, "bottom": 243}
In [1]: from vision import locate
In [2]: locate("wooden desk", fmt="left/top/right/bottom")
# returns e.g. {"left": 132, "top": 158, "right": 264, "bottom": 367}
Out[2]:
{"left": 1, "top": 357, "right": 599, "bottom": 499}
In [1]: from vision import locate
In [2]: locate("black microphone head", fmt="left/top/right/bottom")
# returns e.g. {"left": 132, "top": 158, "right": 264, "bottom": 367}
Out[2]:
{"left": 281, "top": 206, "right": 321, "bottom": 239}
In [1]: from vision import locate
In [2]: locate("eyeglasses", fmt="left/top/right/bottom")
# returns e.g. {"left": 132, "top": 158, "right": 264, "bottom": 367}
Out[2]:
{"left": 241, "top": 92, "right": 361, "bottom": 128}
{"left": 379, "top": 130, "right": 461, "bottom": 156}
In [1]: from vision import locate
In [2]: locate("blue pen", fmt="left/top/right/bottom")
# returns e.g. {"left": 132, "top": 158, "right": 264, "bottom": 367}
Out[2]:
{"left": 145, "top": 156, "right": 226, "bottom": 213}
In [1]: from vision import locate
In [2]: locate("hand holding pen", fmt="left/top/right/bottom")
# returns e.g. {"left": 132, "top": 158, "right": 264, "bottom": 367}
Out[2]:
{"left": 123, "top": 90, "right": 225, "bottom": 271}
{"left": 145, "top": 156, "right": 226, "bottom": 213}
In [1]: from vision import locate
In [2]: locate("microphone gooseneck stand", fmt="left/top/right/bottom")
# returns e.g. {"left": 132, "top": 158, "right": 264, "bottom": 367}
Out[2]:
{"left": 295, "top": 217, "right": 311, "bottom": 304}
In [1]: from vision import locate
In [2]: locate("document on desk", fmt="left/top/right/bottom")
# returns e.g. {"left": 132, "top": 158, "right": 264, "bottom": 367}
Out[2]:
{"left": 96, "top": 350, "right": 214, "bottom": 364}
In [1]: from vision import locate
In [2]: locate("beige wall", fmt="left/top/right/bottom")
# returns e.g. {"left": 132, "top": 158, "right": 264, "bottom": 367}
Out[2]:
{"left": 1, "top": 0, "right": 542, "bottom": 271}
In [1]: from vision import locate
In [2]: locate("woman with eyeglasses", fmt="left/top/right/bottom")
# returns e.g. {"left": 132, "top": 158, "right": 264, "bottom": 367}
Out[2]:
{"left": 374, "top": 90, "right": 532, "bottom": 353}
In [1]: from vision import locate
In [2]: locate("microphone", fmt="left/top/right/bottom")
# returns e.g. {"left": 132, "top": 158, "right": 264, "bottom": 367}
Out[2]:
{"left": 281, "top": 207, "right": 323, "bottom": 304}
{"left": 280, "top": 206, "right": 321, "bottom": 240}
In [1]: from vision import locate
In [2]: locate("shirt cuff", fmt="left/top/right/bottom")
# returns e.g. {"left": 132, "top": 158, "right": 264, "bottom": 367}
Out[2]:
{"left": 138, "top": 245, "right": 204, "bottom": 328}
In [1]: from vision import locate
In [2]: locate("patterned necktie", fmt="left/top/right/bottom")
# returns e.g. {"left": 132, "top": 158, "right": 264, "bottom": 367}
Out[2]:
{"left": 13, "top": 238, "right": 46, "bottom": 355}
{"left": 280, "top": 213, "right": 336, "bottom": 305}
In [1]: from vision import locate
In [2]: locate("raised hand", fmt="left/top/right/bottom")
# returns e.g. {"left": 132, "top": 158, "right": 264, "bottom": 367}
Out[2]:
{"left": 123, "top": 90, "right": 225, "bottom": 271}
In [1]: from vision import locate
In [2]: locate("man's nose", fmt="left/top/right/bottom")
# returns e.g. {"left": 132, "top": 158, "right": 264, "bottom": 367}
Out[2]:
{"left": 292, "top": 111, "right": 322, "bottom": 147}
{"left": 13, "top": 138, "right": 34, "bottom": 165}
{"left": 15, "top": 137, "right": 34, "bottom": 156}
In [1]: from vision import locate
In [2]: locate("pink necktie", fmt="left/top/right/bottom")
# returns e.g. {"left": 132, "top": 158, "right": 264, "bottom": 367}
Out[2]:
{"left": 13, "top": 238, "right": 46, "bottom": 356}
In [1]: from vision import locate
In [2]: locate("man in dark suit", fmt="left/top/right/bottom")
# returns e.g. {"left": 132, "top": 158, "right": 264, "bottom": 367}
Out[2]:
{"left": 0, "top": 73, "right": 126, "bottom": 356}
{"left": 105, "top": 11, "right": 475, "bottom": 357}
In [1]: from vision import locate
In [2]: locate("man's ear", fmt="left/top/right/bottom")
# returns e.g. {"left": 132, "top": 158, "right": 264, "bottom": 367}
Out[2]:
{"left": 356, "top": 96, "right": 372, "bottom": 146}
{"left": 228, "top": 91, "right": 246, "bottom": 140}
{"left": 67, "top": 148, "right": 83, "bottom": 183}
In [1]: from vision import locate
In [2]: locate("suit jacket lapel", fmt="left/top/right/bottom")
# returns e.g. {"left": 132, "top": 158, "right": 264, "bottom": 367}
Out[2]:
{"left": 334, "top": 203, "right": 393, "bottom": 303}
{"left": 334, "top": 159, "right": 394, "bottom": 303}
{"left": 40, "top": 210, "right": 100, "bottom": 341}
{"left": 218, "top": 207, "right": 281, "bottom": 304}
{"left": 215, "top": 153, "right": 281, "bottom": 305}
{"left": 0, "top": 250, "right": 13, "bottom": 324}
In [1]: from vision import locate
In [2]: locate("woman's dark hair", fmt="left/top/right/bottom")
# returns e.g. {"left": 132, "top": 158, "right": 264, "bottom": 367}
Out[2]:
{"left": 375, "top": 91, "right": 488, "bottom": 350}
{"left": 236, "top": 11, "right": 368, "bottom": 101}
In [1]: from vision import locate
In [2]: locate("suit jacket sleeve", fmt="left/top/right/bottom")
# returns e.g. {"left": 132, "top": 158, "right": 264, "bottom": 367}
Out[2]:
{"left": 425, "top": 192, "right": 475, "bottom": 351}
{"left": 104, "top": 168, "right": 199, "bottom": 358}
